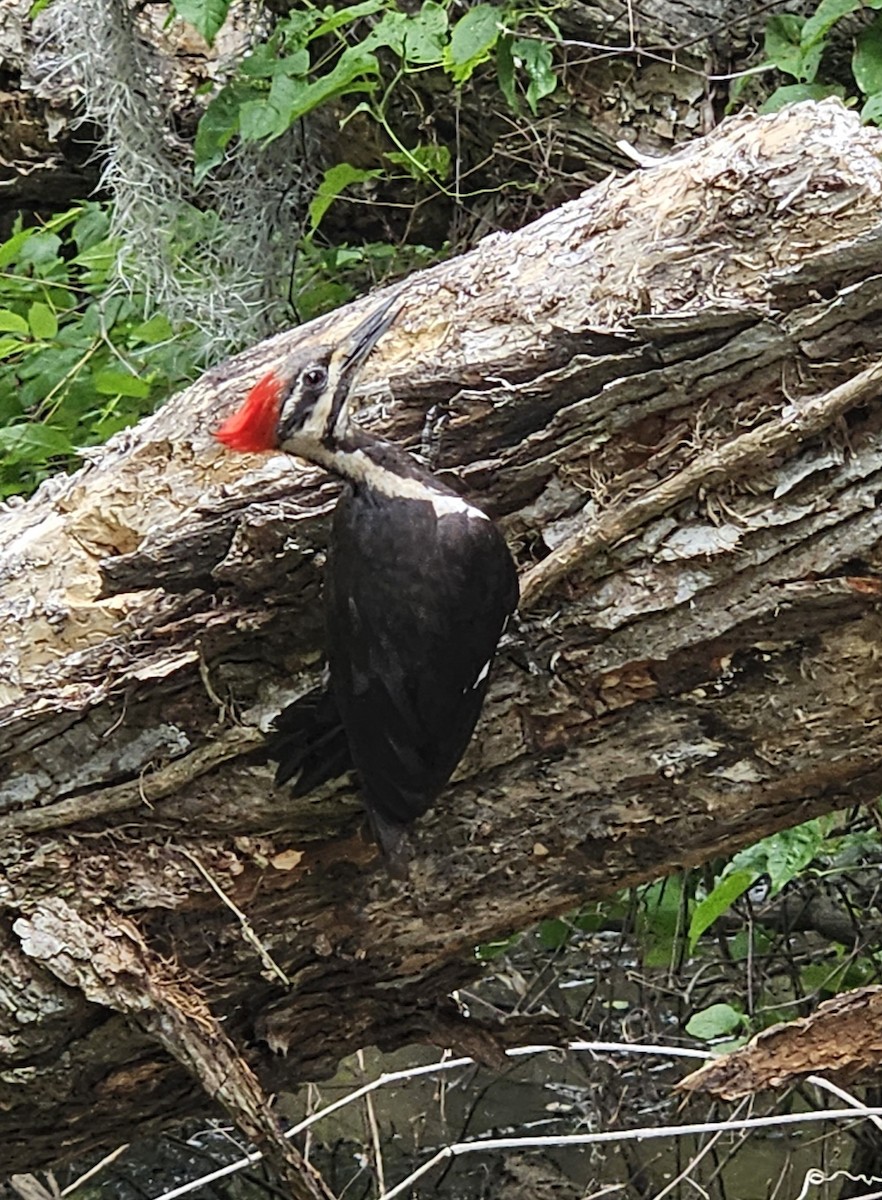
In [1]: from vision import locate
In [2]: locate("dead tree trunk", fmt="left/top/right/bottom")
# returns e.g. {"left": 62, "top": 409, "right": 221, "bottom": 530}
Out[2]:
{"left": 3, "top": 99, "right": 882, "bottom": 1177}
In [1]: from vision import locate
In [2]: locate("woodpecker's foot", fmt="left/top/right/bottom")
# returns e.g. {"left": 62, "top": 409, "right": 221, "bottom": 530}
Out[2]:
{"left": 499, "top": 611, "right": 543, "bottom": 676}
{"left": 418, "top": 403, "right": 450, "bottom": 469}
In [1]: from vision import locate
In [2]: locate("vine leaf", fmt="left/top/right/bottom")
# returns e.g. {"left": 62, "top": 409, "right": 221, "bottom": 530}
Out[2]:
{"left": 309, "top": 164, "right": 383, "bottom": 234}
{"left": 172, "top": 0, "right": 232, "bottom": 46}
{"left": 444, "top": 4, "right": 502, "bottom": 83}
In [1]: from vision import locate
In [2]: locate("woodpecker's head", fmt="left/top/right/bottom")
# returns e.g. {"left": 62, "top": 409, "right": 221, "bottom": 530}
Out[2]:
{"left": 216, "top": 297, "right": 399, "bottom": 456}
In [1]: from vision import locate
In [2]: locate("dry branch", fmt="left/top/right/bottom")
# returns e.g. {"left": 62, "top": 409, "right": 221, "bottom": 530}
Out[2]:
{"left": 677, "top": 986, "right": 882, "bottom": 1100}
{"left": 2, "top": 99, "right": 882, "bottom": 1176}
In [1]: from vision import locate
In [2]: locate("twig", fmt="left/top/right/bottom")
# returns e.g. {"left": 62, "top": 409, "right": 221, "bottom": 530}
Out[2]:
{"left": 356, "top": 1049, "right": 386, "bottom": 1195}
{"left": 0, "top": 726, "right": 263, "bottom": 837}
{"left": 648, "top": 1098, "right": 748, "bottom": 1200}
{"left": 379, "top": 1108, "right": 882, "bottom": 1200}
{"left": 60, "top": 1144, "right": 131, "bottom": 1196}
{"left": 807, "top": 1074, "right": 882, "bottom": 1135}
{"left": 520, "top": 360, "right": 882, "bottom": 609}
{"left": 145, "top": 1040, "right": 710, "bottom": 1200}
{"left": 176, "top": 846, "right": 290, "bottom": 986}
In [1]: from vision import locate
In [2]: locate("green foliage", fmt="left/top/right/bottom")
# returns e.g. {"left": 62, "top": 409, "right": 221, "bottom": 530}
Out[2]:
{"left": 687, "top": 818, "right": 836, "bottom": 950}
{"left": 757, "top": 0, "right": 882, "bottom": 121}
{"left": 728, "top": 819, "right": 832, "bottom": 891}
{"left": 171, "top": 0, "right": 233, "bottom": 46}
{"left": 194, "top": 0, "right": 560, "bottom": 219}
{"left": 688, "top": 867, "right": 755, "bottom": 951}
{"left": 799, "top": 951, "right": 876, "bottom": 1000}
{"left": 476, "top": 933, "right": 521, "bottom": 960}
{"left": 0, "top": 206, "right": 203, "bottom": 498}
{"left": 685, "top": 1002, "right": 747, "bottom": 1042}
{"left": 638, "top": 875, "right": 687, "bottom": 968}
{"left": 0, "top": 198, "right": 433, "bottom": 498}
{"left": 293, "top": 238, "right": 442, "bottom": 322}
{"left": 309, "top": 164, "right": 384, "bottom": 234}
{"left": 537, "top": 917, "right": 570, "bottom": 949}
{"left": 444, "top": 4, "right": 503, "bottom": 82}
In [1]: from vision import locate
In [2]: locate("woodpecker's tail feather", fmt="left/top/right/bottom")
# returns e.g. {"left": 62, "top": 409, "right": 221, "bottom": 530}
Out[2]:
{"left": 366, "top": 805, "right": 412, "bottom": 880}
{"left": 270, "top": 689, "right": 411, "bottom": 878}
{"left": 269, "top": 687, "right": 353, "bottom": 793}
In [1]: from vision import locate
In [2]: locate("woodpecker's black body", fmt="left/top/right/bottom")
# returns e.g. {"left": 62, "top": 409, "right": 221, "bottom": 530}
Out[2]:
{"left": 324, "top": 431, "right": 518, "bottom": 853}
{"left": 217, "top": 299, "right": 518, "bottom": 866}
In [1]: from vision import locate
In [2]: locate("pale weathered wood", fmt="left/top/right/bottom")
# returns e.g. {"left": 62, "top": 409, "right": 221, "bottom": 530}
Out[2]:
{"left": 3, "top": 100, "right": 882, "bottom": 1176}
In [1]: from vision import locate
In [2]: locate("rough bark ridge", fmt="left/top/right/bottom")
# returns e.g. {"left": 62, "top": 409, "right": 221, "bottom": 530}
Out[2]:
{"left": 2, "top": 100, "right": 882, "bottom": 1175}
{"left": 678, "top": 986, "right": 882, "bottom": 1100}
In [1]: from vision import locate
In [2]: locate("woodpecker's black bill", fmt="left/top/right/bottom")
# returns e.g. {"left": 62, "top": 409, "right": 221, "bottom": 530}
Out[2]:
{"left": 335, "top": 295, "right": 401, "bottom": 394}
{"left": 215, "top": 295, "right": 401, "bottom": 454}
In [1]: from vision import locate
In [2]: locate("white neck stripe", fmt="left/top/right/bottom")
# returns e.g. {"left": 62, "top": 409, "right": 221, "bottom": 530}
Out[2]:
{"left": 326, "top": 448, "right": 489, "bottom": 519}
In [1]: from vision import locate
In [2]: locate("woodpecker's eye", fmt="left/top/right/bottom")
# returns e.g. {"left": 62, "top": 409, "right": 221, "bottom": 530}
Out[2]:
{"left": 302, "top": 366, "right": 328, "bottom": 391}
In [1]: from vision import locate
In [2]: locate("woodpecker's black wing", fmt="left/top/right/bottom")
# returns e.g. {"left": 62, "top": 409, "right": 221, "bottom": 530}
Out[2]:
{"left": 325, "top": 480, "right": 518, "bottom": 846}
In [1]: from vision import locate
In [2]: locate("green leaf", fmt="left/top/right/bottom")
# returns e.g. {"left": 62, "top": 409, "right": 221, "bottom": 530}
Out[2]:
{"left": 194, "top": 85, "right": 245, "bottom": 183}
{"left": 243, "top": 47, "right": 379, "bottom": 145}
{"left": 28, "top": 301, "right": 58, "bottom": 340}
{"left": 801, "top": 0, "right": 860, "bottom": 49}
{"left": 728, "top": 820, "right": 828, "bottom": 894}
{"left": 240, "top": 40, "right": 309, "bottom": 79}
{"left": 688, "top": 868, "right": 756, "bottom": 950}
{"left": 172, "top": 0, "right": 231, "bottom": 45}
{"left": 854, "top": 15, "right": 882, "bottom": 96}
{"left": 363, "top": 10, "right": 407, "bottom": 52}
{"left": 475, "top": 933, "right": 519, "bottom": 961}
{"left": 861, "top": 91, "right": 882, "bottom": 124}
{"left": 0, "top": 310, "right": 29, "bottom": 335}
{"left": 402, "top": 2, "right": 449, "bottom": 64}
{"left": 288, "top": 46, "right": 379, "bottom": 123}
{"left": 640, "top": 876, "right": 685, "bottom": 936}
{"left": 444, "top": 4, "right": 501, "bottom": 83}
{"left": 311, "top": 0, "right": 385, "bottom": 39}
{"left": 764, "top": 13, "right": 804, "bottom": 75}
{"left": 72, "top": 237, "right": 118, "bottom": 280}
{"left": 275, "top": 50, "right": 311, "bottom": 77}
{"left": 364, "top": 2, "right": 447, "bottom": 62}
{"left": 93, "top": 368, "right": 151, "bottom": 399}
{"left": 538, "top": 918, "right": 570, "bottom": 949}
{"left": 309, "top": 163, "right": 383, "bottom": 233}
{"left": 0, "top": 337, "right": 26, "bottom": 361}
{"left": 512, "top": 37, "right": 557, "bottom": 114}
{"left": 760, "top": 82, "right": 845, "bottom": 112}
{"left": 0, "top": 228, "right": 30, "bottom": 269}
{"left": 686, "top": 1003, "right": 745, "bottom": 1041}
{"left": 386, "top": 142, "right": 451, "bottom": 181}
{"left": 0, "top": 423, "right": 74, "bottom": 463}
{"left": 72, "top": 204, "right": 112, "bottom": 252}
{"left": 638, "top": 876, "right": 687, "bottom": 967}
{"left": 496, "top": 35, "right": 517, "bottom": 110}
{"left": 17, "top": 231, "right": 63, "bottom": 274}
{"left": 800, "top": 960, "right": 848, "bottom": 997}
{"left": 764, "top": 13, "right": 821, "bottom": 81}
{"left": 239, "top": 76, "right": 303, "bottom": 142}
{"left": 131, "top": 314, "right": 174, "bottom": 345}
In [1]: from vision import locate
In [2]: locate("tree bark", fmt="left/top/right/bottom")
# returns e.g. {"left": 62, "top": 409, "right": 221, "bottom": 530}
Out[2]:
{"left": 677, "top": 986, "right": 882, "bottom": 1100}
{"left": 3, "top": 99, "right": 882, "bottom": 1177}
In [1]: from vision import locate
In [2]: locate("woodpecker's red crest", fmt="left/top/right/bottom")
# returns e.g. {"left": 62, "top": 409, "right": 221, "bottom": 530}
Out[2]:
{"left": 216, "top": 371, "right": 285, "bottom": 453}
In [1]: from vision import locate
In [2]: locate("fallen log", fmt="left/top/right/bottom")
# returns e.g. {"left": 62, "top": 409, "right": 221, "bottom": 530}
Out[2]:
{"left": 2, "top": 99, "right": 882, "bottom": 1177}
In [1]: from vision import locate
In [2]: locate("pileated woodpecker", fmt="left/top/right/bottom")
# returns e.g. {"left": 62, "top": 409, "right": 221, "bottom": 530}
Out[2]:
{"left": 216, "top": 298, "right": 519, "bottom": 869}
